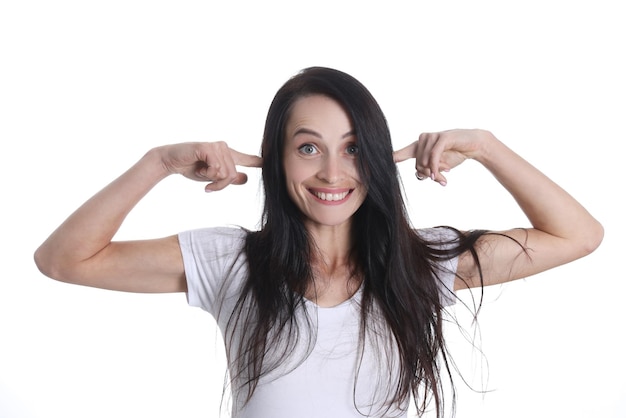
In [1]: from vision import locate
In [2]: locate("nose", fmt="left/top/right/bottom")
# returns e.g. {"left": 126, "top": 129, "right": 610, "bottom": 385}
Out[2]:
{"left": 316, "top": 154, "right": 343, "bottom": 184}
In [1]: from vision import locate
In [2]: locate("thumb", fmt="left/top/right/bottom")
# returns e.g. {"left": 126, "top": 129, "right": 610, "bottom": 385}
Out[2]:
{"left": 230, "top": 172, "right": 249, "bottom": 186}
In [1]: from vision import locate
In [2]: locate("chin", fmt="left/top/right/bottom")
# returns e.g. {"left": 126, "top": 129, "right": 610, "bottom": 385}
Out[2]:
{"left": 304, "top": 214, "right": 354, "bottom": 229}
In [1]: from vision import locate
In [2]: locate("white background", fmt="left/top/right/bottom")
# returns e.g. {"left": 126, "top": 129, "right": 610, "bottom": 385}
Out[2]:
{"left": 1, "top": 1, "right": 624, "bottom": 417}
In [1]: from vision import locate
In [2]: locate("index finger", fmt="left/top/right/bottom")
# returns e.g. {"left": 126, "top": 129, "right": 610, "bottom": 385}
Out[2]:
{"left": 231, "top": 149, "right": 263, "bottom": 168}
{"left": 393, "top": 142, "right": 417, "bottom": 163}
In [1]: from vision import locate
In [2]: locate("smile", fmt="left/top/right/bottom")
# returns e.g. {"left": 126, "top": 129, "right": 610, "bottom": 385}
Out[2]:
{"left": 308, "top": 189, "right": 352, "bottom": 202}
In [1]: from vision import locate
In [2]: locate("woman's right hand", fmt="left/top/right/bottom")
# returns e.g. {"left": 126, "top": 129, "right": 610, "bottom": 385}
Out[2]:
{"left": 157, "top": 142, "right": 263, "bottom": 192}
{"left": 34, "top": 141, "right": 262, "bottom": 293}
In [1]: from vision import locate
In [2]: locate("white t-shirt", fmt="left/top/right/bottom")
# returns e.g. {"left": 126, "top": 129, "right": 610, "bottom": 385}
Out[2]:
{"left": 179, "top": 227, "right": 458, "bottom": 418}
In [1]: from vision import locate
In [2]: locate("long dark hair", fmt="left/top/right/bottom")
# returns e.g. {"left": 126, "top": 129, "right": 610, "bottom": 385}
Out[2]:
{"left": 226, "top": 67, "right": 486, "bottom": 417}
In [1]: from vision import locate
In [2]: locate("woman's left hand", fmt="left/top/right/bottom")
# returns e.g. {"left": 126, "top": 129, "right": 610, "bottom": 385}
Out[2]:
{"left": 394, "top": 128, "right": 603, "bottom": 289}
{"left": 393, "top": 129, "right": 494, "bottom": 186}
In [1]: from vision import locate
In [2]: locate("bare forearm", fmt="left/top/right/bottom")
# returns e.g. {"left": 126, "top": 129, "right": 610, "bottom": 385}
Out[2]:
{"left": 396, "top": 128, "right": 603, "bottom": 287}
{"left": 476, "top": 132, "right": 603, "bottom": 253}
{"left": 34, "top": 141, "right": 262, "bottom": 292}
{"left": 35, "top": 148, "right": 169, "bottom": 277}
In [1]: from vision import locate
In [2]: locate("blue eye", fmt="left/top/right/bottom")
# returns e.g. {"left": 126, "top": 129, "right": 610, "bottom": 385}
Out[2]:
{"left": 346, "top": 144, "right": 359, "bottom": 155}
{"left": 299, "top": 144, "right": 318, "bottom": 155}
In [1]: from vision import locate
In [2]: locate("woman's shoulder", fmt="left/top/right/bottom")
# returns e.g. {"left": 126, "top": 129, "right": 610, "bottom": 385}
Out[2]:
{"left": 177, "top": 226, "right": 253, "bottom": 258}
{"left": 179, "top": 225, "right": 249, "bottom": 241}
{"left": 415, "top": 226, "right": 462, "bottom": 244}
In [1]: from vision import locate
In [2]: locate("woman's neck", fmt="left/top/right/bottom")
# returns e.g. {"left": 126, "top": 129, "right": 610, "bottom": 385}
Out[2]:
{"left": 305, "top": 221, "right": 361, "bottom": 307}
{"left": 306, "top": 222, "right": 352, "bottom": 268}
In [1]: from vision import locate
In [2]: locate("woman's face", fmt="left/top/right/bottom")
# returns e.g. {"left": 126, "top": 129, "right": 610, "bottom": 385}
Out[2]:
{"left": 283, "top": 95, "right": 366, "bottom": 231}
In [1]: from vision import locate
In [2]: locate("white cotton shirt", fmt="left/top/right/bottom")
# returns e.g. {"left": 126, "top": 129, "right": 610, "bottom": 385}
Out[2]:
{"left": 179, "top": 227, "right": 458, "bottom": 418}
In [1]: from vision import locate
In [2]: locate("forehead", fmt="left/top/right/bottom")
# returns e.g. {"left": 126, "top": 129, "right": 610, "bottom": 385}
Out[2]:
{"left": 286, "top": 95, "right": 353, "bottom": 133}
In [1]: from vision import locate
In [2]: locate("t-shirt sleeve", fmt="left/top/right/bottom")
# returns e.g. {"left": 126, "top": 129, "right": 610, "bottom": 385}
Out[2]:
{"left": 416, "top": 227, "right": 460, "bottom": 307}
{"left": 178, "top": 227, "right": 248, "bottom": 317}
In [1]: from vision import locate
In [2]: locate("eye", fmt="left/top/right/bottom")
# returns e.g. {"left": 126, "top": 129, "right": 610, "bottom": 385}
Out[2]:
{"left": 298, "top": 144, "right": 318, "bottom": 155}
{"left": 346, "top": 144, "right": 359, "bottom": 155}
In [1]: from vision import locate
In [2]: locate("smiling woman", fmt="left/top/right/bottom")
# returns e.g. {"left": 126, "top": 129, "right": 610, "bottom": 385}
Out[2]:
{"left": 283, "top": 95, "right": 366, "bottom": 230}
{"left": 34, "top": 67, "right": 603, "bottom": 418}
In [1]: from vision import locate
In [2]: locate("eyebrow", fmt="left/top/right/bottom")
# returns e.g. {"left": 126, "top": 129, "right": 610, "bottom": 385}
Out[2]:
{"left": 292, "top": 128, "right": 356, "bottom": 139}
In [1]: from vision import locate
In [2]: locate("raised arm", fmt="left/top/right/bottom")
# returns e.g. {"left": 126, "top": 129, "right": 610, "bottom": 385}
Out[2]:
{"left": 394, "top": 129, "right": 604, "bottom": 290}
{"left": 34, "top": 142, "right": 262, "bottom": 293}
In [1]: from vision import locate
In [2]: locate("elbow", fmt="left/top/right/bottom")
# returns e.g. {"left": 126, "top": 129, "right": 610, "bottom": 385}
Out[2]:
{"left": 34, "top": 245, "right": 58, "bottom": 281}
{"left": 579, "top": 219, "right": 604, "bottom": 257}
{"left": 34, "top": 245, "right": 73, "bottom": 284}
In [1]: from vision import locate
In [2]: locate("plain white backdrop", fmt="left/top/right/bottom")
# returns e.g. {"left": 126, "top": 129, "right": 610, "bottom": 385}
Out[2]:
{"left": 1, "top": 1, "right": 624, "bottom": 417}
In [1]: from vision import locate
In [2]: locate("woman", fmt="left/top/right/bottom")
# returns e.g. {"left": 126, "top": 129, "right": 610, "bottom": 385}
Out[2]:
{"left": 34, "top": 67, "right": 603, "bottom": 417}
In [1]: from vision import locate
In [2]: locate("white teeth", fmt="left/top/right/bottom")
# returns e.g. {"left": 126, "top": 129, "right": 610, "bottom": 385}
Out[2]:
{"left": 313, "top": 191, "right": 349, "bottom": 201}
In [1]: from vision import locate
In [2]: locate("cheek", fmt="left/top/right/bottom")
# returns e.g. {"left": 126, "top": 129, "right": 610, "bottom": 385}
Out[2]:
{"left": 284, "top": 158, "right": 313, "bottom": 184}
{"left": 346, "top": 160, "right": 362, "bottom": 183}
